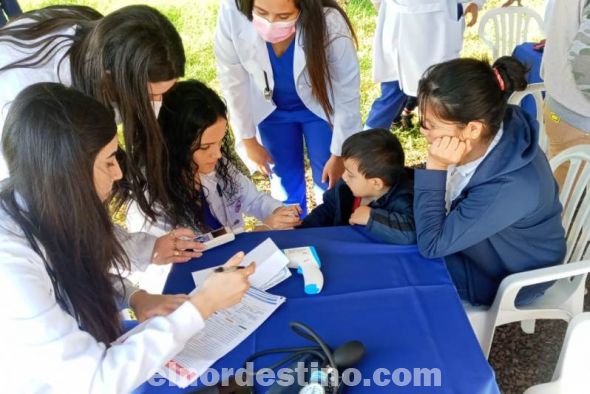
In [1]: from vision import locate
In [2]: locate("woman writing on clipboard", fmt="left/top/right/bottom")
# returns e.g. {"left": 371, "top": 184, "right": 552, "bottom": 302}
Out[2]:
{"left": 215, "top": 0, "right": 362, "bottom": 215}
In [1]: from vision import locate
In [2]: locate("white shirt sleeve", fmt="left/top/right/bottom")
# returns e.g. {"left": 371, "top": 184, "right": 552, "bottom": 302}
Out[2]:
{"left": 125, "top": 199, "right": 171, "bottom": 237}
{"left": 114, "top": 224, "right": 158, "bottom": 272}
{"left": 215, "top": 1, "right": 257, "bottom": 140}
{"left": 325, "top": 10, "right": 362, "bottom": 156}
{"left": 233, "top": 168, "right": 283, "bottom": 220}
{"left": 0, "top": 234, "right": 204, "bottom": 393}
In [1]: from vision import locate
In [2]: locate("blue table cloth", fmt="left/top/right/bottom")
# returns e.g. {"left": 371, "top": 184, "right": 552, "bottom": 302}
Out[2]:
{"left": 139, "top": 226, "right": 499, "bottom": 393}
{"left": 512, "top": 42, "right": 544, "bottom": 119}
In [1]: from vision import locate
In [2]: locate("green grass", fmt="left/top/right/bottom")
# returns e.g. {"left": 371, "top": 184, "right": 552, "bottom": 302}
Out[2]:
{"left": 19, "top": 0, "right": 546, "bottom": 201}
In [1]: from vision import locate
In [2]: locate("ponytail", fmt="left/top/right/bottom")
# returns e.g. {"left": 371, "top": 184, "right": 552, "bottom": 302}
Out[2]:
{"left": 491, "top": 56, "right": 528, "bottom": 97}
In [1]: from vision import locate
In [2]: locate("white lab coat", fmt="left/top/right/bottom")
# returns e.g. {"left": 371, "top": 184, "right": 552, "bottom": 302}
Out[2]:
{"left": 214, "top": 0, "right": 362, "bottom": 156}
{"left": 0, "top": 202, "right": 204, "bottom": 393}
{"left": 126, "top": 165, "right": 283, "bottom": 236}
{"left": 371, "top": 0, "right": 485, "bottom": 96}
{"left": 0, "top": 22, "right": 75, "bottom": 180}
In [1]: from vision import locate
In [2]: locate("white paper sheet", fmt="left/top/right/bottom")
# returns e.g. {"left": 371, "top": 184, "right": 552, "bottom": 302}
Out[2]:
{"left": 158, "top": 288, "right": 286, "bottom": 388}
{"left": 192, "top": 238, "right": 291, "bottom": 291}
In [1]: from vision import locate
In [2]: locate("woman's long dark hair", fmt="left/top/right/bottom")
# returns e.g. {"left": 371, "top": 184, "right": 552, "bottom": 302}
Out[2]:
{"left": 0, "top": 5, "right": 186, "bottom": 220}
{"left": 417, "top": 56, "right": 528, "bottom": 138}
{"left": 235, "top": 0, "right": 357, "bottom": 123}
{"left": 158, "top": 80, "right": 240, "bottom": 232}
{"left": 0, "top": 83, "right": 129, "bottom": 344}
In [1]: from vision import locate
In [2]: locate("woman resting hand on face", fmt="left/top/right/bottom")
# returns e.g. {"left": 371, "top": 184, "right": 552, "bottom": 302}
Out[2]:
{"left": 413, "top": 57, "right": 566, "bottom": 306}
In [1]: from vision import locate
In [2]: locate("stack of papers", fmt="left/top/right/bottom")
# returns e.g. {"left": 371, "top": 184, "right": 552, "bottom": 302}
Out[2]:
{"left": 192, "top": 238, "right": 291, "bottom": 291}
{"left": 114, "top": 287, "right": 285, "bottom": 389}
{"left": 159, "top": 288, "right": 285, "bottom": 388}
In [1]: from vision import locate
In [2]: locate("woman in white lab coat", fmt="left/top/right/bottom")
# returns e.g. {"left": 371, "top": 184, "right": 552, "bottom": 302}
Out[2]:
{"left": 215, "top": 0, "right": 362, "bottom": 215}
{"left": 365, "top": 0, "right": 485, "bottom": 130}
{"left": 0, "top": 83, "right": 254, "bottom": 393}
{"left": 0, "top": 5, "right": 183, "bottom": 222}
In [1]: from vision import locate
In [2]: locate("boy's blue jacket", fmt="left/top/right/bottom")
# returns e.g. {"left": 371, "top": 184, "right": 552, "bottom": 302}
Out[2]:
{"left": 414, "top": 106, "right": 566, "bottom": 305}
{"left": 300, "top": 175, "right": 416, "bottom": 244}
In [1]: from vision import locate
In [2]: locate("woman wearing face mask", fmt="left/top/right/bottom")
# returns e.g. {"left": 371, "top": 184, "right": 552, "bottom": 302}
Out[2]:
{"left": 413, "top": 57, "right": 566, "bottom": 306}
{"left": 0, "top": 83, "right": 254, "bottom": 392}
{"left": 0, "top": 5, "right": 183, "bottom": 224}
{"left": 215, "top": 0, "right": 361, "bottom": 215}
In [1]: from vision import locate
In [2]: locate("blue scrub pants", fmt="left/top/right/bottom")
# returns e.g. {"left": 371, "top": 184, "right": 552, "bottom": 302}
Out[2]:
{"left": 0, "top": 0, "right": 22, "bottom": 27}
{"left": 258, "top": 109, "right": 332, "bottom": 215}
{"left": 365, "top": 81, "right": 408, "bottom": 130}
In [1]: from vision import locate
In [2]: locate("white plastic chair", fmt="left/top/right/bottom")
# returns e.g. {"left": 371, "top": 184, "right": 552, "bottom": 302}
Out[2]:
{"left": 524, "top": 313, "right": 590, "bottom": 394}
{"left": 478, "top": 7, "right": 545, "bottom": 60}
{"left": 508, "top": 83, "right": 547, "bottom": 153}
{"left": 466, "top": 145, "right": 590, "bottom": 358}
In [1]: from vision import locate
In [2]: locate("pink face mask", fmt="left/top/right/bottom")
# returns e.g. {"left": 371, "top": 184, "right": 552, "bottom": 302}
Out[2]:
{"left": 252, "top": 12, "right": 298, "bottom": 44}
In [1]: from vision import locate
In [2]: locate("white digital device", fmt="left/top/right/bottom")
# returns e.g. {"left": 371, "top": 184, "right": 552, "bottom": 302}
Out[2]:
{"left": 283, "top": 246, "right": 324, "bottom": 295}
{"left": 194, "top": 227, "right": 235, "bottom": 250}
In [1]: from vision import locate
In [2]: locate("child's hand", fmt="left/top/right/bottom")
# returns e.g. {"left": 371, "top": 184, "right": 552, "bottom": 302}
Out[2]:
{"left": 349, "top": 206, "right": 371, "bottom": 226}
{"left": 151, "top": 228, "right": 206, "bottom": 265}
{"left": 264, "top": 206, "right": 302, "bottom": 229}
{"left": 426, "top": 136, "right": 467, "bottom": 170}
{"left": 130, "top": 290, "right": 189, "bottom": 322}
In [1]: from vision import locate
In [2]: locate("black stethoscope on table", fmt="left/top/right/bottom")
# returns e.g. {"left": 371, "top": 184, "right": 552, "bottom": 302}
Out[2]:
{"left": 242, "top": 322, "right": 365, "bottom": 393}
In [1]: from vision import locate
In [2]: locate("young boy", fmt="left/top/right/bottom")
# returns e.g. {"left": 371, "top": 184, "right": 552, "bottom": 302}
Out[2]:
{"left": 300, "top": 129, "right": 416, "bottom": 244}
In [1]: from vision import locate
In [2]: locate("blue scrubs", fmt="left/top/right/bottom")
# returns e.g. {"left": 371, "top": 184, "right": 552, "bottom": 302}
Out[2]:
{"left": 201, "top": 194, "right": 223, "bottom": 231}
{"left": 0, "top": 0, "right": 22, "bottom": 27}
{"left": 257, "top": 39, "right": 332, "bottom": 215}
{"left": 365, "top": 4, "right": 464, "bottom": 130}
{"left": 365, "top": 81, "right": 408, "bottom": 130}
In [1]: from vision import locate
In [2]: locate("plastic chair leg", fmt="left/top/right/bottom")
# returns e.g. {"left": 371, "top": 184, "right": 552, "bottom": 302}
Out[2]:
{"left": 521, "top": 319, "right": 536, "bottom": 334}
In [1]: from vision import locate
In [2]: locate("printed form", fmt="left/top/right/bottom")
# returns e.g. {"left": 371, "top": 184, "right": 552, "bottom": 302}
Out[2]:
{"left": 160, "top": 287, "right": 285, "bottom": 388}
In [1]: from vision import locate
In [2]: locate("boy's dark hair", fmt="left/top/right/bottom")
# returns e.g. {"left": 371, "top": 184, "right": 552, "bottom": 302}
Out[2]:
{"left": 341, "top": 129, "right": 406, "bottom": 187}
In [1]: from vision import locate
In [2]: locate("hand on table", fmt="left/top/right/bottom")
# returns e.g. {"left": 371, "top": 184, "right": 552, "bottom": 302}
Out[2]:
{"left": 151, "top": 228, "right": 205, "bottom": 265}
{"left": 243, "top": 138, "right": 273, "bottom": 176}
{"left": 190, "top": 252, "right": 256, "bottom": 319}
{"left": 322, "top": 155, "right": 344, "bottom": 189}
{"left": 464, "top": 3, "right": 480, "bottom": 27}
{"left": 426, "top": 136, "right": 469, "bottom": 170}
{"left": 263, "top": 205, "right": 302, "bottom": 229}
{"left": 130, "top": 291, "right": 189, "bottom": 322}
{"left": 349, "top": 206, "right": 372, "bottom": 226}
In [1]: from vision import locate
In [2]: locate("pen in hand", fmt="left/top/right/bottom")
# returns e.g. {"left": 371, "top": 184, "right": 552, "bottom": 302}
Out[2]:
{"left": 214, "top": 263, "right": 253, "bottom": 273}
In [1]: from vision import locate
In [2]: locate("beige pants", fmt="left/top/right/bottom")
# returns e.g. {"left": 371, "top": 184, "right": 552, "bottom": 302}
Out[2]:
{"left": 544, "top": 104, "right": 590, "bottom": 188}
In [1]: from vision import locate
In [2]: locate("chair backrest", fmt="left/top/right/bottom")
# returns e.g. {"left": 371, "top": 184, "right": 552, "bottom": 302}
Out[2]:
{"left": 478, "top": 7, "right": 545, "bottom": 60}
{"left": 550, "top": 145, "right": 590, "bottom": 263}
{"left": 524, "top": 313, "right": 590, "bottom": 394}
{"left": 508, "top": 82, "right": 547, "bottom": 153}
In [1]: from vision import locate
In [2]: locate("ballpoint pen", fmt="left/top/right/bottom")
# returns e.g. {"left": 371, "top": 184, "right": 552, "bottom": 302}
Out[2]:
{"left": 213, "top": 263, "right": 254, "bottom": 273}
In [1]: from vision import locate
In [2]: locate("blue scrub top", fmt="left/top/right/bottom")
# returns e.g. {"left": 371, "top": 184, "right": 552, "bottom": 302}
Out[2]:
{"left": 201, "top": 193, "right": 223, "bottom": 231}
{"left": 266, "top": 39, "right": 307, "bottom": 112}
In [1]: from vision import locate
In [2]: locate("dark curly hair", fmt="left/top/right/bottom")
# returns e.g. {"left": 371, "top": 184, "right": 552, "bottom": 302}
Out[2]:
{"left": 158, "top": 80, "right": 240, "bottom": 231}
